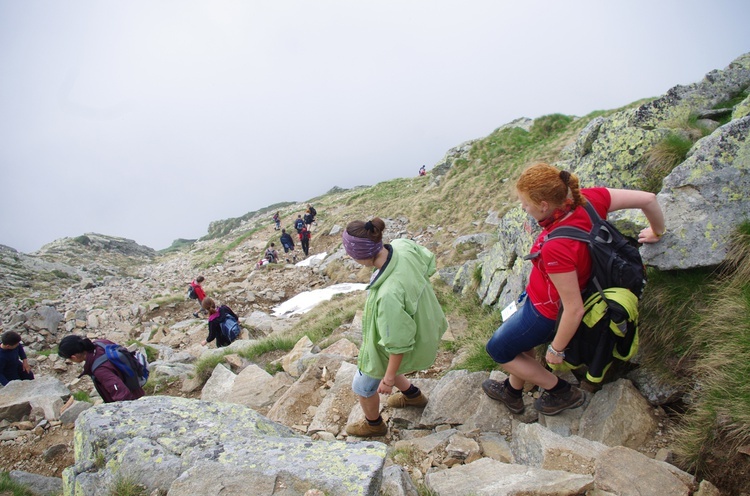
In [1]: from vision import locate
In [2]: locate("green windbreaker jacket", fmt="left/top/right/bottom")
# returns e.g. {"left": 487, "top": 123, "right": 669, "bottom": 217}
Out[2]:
{"left": 358, "top": 238, "right": 448, "bottom": 378}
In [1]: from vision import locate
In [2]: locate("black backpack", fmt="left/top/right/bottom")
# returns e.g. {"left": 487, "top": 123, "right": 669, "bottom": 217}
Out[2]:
{"left": 187, "top": 285, "right": 198, "bottom": 300}
{"left": 526, "top": 201, "right": 646, "bottom": 383}
{"left": 532, "top": 201, "right": 646, "bottom": 300}
{"left": 309, "top": 206, "right": 316, "bottom": 217}
{"left": 294, "top": 218, "right": 305, "bottom": 231}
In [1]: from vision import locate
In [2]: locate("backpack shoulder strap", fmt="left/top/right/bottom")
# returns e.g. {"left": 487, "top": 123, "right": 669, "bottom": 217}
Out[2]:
{"left": 90, "top": 342, "right": 109, "bottom": 373}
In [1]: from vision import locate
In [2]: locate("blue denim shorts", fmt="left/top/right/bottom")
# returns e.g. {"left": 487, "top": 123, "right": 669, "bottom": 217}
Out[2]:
{"left": 486, "top": 300, "right": 556, "bottom": 364}
{"left": 352, "top": 370, "right": 381, "bottom": 398}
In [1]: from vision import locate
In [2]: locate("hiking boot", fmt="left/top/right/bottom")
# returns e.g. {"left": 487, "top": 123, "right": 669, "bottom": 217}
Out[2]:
{"left": 533, "top": 386, "right": 585, "bottom": 416}
{"left": 387, "top": 392, "right": 428, "bottom": 408}
{"left": 345, "top": 418, "right": 387, "bottom": 437}
{"left": 192, "top": 312, "right": 200, "bottom": 318}
{"left": 482, "top": 379, "right": 524, "bottom": 414}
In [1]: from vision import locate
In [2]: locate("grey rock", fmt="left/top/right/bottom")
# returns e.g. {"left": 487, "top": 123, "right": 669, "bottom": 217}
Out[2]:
{"left": 0, "top": 376, "right": 70, "bottom": 422}
{"left": 425, "top": 457, "right": 594, "bottom": 495}
{"left": 64, "top": 396, "right": 387, "bottom": 496}
{"left": 642, "top": 116, "right": 750, "bottom": 270}
{"left": 9, "top": 470, "right": 63, "bottom": 496}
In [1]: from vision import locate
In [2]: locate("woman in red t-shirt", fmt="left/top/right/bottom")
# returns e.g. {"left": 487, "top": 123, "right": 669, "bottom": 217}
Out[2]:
{"left": 483, "top": 163, "right": 665, "bottom": 416}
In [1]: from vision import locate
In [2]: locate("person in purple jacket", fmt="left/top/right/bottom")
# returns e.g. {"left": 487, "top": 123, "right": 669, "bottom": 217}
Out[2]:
{"left": 58, "top": 335, "right": 144, "bottom": 403}
{"left": 0, "top": 331, "right": 35, "bottom": 386}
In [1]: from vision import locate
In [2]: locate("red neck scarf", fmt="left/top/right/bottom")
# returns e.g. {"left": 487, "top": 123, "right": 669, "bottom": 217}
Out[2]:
{"left": 537, "top": 199, "right": 574, "bottom": 230}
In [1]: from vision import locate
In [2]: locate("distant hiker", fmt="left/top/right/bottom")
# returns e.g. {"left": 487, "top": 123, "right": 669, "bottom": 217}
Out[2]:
{"left": 265, "top": 243, "right": 279, "bottom": 263}
{"left": 0, "top": 331, "right": 35, "bottom": 386}
{"left": 304, "top": 209, "right": 314, "bottom": 230}
{"left": 294, "top": 215, "right": 305, "bottom": 234}
{"left": 308, "top": 204, "right": 317, "bottom": 224}
{"left": 482, "top": 163, "right": 665, "bottom": 416}
{"left": 279, "top": 229, "right": 297, "bottom": 262}
{"left": 342, "top": 217, "right": 447, "bottom": 437}
{"left": 58, "top": 335, "right": 145, "bottom": 403}
{"left": 418, "top": 165, "right": 426, "bottom": 176}
{"left": 299, "top": 226, "right": 311, "bottom": 257}
{"left": 201, "top": 297, "right": 240, "bottom": 348}
{"left": 273, "top": 211, "right": 281, "bottom": 230}
{"left": 188, "top": 276, "right": 206, "bottom": 318}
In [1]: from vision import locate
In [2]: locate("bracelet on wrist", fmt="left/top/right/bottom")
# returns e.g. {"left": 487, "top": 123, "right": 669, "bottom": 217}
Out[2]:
{"left": 382, "top": 380, "right": 394, "bottom": 387}
{"left": 654, "top": 228, "right": 666, "bottom": 238}
{"left": 547, "top": 344, "right": 565, "bottom": 359}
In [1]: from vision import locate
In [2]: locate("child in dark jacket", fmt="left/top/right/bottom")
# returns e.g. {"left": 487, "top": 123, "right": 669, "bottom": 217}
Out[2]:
{"left": 0, "top": 331, "right": 35, "bottom": 386}
{"left": 58, "top": 335, "right": 144, "bottom": 403}
{"left": 201, "top": 297, "right": 240, "bottom": 348}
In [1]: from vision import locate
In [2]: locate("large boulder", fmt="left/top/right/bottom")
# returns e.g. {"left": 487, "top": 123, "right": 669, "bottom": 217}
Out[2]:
{"left": 0, "top": 376, "right": 70, "bottom": 422}
{"left": 63, "top": 396, "right": 387, "bottom": 496}
{"left": 642, "top": 116, "right": 750, "bottom": 269}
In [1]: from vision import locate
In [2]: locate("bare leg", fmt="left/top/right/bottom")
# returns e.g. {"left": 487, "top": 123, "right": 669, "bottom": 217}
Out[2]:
{"left": 359, "top": 393, "right": 381, "bottom": 420}
{"left": 393, "top": 374, "right": 411, "bottom": 392}
{"left": 504, "top": 351, "right": 558, "bottom": 391}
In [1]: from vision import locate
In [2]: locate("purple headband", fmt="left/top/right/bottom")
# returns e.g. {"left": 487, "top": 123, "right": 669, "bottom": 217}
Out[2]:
{"left": 342, "top": 229, "right": 383, "bottom": 260}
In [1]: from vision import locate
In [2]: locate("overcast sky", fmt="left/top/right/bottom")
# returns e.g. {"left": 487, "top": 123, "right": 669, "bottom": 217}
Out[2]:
{"left": 1, "top": 1, "right": 748, "bottom": 254}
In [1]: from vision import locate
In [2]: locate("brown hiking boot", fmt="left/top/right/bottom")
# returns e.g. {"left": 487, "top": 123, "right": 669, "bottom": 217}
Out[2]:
{"left": 345, "top": 418, "right": 388, "bottom": 437}
{"left": 482, "top": 379, "right": 525, "bottom": 414}
{"left": 386, "top": 391, "right": 428, "bottom": 408}
{"left": 533, "top": 386, "right": 585, "bottom": 416}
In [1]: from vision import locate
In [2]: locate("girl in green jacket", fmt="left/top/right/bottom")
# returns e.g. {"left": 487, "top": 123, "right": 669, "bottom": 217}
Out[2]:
{"left": 342, "top": 217, "right": 447, "bottom": 437}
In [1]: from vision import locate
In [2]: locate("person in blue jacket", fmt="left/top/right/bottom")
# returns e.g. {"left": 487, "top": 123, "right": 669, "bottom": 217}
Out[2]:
{"left": 0, "top": 331, "right": 35, "bottom": 386}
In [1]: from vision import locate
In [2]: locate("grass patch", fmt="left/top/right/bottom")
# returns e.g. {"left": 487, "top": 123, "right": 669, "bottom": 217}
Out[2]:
{"left": 637, "top": 267, "right": 716, "bottom": 375}
{"left": 194, "top": 353, "right": 231, "bottom": 382}
{"left": 668, "top": 224, "right": 750, "bottom": 480}
{"left": 72, "top": 390, "right": 92, "bottom": 402}
{"left": 108, "top": 476, "right": 149, "bottom": 496}
{"left": 202, "top": 229, "right": 258, "bottom": 268}
{"left": 434, "top": 282, "right": 503, "bottom": 372}
{"left": 146, "top": 294, "right": 184, "bottom": 307}
{"left": 640, "top": 133, "right": 693, "bottom": 193}
{"left": 144, "top": 375, "right": 180, "bottom": 395}
{"left": 0, "top": 472, "right": 35, "bottom": 496}
{"left": 38, "top": 347, "right": 57, "bottom": 357}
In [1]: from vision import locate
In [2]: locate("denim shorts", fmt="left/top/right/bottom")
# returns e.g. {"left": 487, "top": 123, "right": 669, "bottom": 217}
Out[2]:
{"left": 352, "top": 370, "right": 381, "bottom": 398}
{"left": 486, "top": 299, "right": 556, "bottom": 364}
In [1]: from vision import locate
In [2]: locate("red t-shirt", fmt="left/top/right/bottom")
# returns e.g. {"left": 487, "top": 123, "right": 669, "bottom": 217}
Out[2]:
{"left": 526, "top": 187, "right": 611, "bottom": 319}
{"left": 190, "top": 281, "right": 206, "bottom": 301}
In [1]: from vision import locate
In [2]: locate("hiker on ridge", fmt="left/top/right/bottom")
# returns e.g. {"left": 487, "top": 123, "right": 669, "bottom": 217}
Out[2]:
{"left": 299, "top": 225, "right": 311, "bottom": 257}
{"left": 273, "top": 211, "right": 281, "bottom": 230}
{"left": 279, "top": 229, "right": 297, "bottom": 262}
{"left": 294, "top": 215, "right": 305, "bottom": 234}
{"left": 265, "top": 243, "right": 279, "bottom": 263}
{"left": 482, "top": 162, "right": 665, "bottom": 416}
{"left": 304, "top": 209, "right": 314, "bottom": 230}
{"left": 342, "top": 217, "right": 447, "bottom": 437}
{"left": 188, "top": 275, "right": 207, "bottom": 318}
{"left": 0, "top": 331, "right": 35, "bottom": 386}
{"left": 58, "top": 335, "right": 145, "bottom": 403}
{"left": 201, "top": 297, "right": 240, "bottom": 348}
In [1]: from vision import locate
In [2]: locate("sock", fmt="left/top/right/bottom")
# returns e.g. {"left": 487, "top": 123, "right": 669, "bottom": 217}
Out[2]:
{"left": 548, "top": 378, "right": 571, "bottom": 394}
{"left": 366, "top": 415, "right": 383, "bottom": 426}
{"left": 403, "top": 385, "right": 420, "bottom": 398}
{"left": 504, "top": 378, "right": 522, "bottom": 398}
